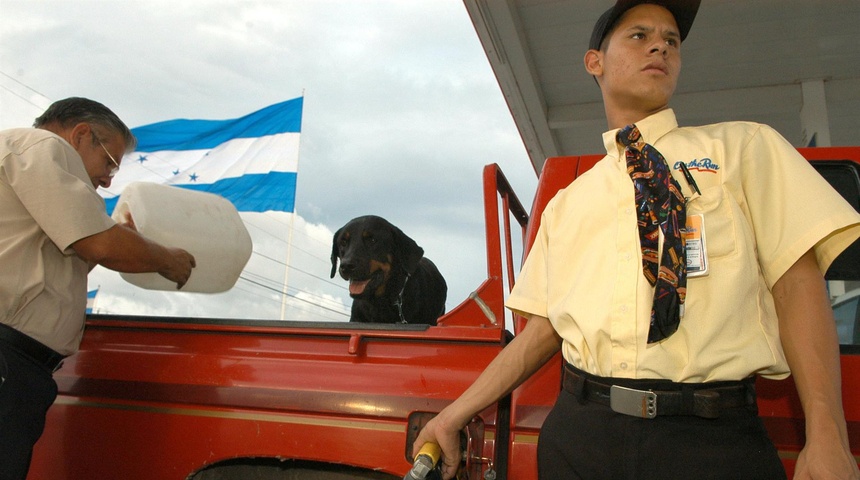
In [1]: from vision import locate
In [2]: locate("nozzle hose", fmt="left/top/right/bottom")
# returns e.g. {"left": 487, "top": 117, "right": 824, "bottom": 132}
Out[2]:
{"left": 404, "top": 442, "right": 442, "bottom": 480}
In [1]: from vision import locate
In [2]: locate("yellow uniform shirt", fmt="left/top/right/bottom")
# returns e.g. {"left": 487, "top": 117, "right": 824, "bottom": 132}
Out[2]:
{"left": 1, "top": 128, "right": 115, "bottom": 355}
{"left": 506, "top": 109, "right": 860, "bottom": 382}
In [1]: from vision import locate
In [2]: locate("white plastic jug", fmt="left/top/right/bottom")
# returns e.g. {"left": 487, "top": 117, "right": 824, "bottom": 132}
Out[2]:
{"left": 110, "top": 182, "right": 253, "bottom": 293}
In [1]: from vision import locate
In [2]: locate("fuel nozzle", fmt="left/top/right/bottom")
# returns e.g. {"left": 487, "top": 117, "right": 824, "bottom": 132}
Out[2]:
{"left": 404, "top": 442, "right": 442, "bottom": 480}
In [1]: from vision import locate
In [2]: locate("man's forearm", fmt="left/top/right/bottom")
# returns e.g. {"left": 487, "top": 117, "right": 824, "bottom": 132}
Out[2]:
{"left": 72, "top": 224, "right": 195, "bottom": 288}
{"left": 72, "top": 224, "right": 172, "bottom": 273}
{"left": 772, "top": 249, "right": 856, "bottom": 477}
{"left": 440, "top": 315, "right": 562, "bottom": 430}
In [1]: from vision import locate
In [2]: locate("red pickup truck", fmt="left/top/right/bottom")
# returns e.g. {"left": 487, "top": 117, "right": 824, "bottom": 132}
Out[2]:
{"left": 29, "top": 148, "right": 860, "bottom": 479}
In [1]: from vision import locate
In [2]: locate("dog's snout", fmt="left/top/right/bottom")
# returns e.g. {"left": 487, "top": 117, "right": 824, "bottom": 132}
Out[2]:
{"left": 339, "top": 261, "right": 356, "bottom": 277}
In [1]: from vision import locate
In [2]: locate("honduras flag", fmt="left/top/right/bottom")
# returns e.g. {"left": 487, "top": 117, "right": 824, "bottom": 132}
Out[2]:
{"left": 86, "top": 288, "right": 98, "bottom": 314}
{"left": 102, "top": 97, "right": 303, "bottom": 214}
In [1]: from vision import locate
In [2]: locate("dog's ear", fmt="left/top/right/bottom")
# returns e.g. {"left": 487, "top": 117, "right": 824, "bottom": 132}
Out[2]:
{"left": 390, "top": 223, "right": 424, "bottom": 274}
{"left": 330, "top": 227, "right": 343, "bottom": 278}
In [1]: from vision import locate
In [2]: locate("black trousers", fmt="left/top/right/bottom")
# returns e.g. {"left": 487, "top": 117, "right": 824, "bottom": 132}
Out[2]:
{"left": 0, "top": 342, "right": 58, "bottom": 480}
{"left": 538, "top": 387, "right": 787, "bottom": 479}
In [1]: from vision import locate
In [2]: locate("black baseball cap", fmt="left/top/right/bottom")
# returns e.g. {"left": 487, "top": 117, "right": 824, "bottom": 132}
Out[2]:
{"left": 589, "top": 0, "right": 702, "bottom": 51}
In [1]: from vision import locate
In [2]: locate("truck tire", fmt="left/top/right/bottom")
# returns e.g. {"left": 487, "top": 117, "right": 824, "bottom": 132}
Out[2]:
{"left": 189, "top": 459, "right": 400, "bottom": 480}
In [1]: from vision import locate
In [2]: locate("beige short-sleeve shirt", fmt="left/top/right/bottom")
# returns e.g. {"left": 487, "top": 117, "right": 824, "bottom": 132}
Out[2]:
{"left": 506, "top": 109, "right": 860, "bottom": 382}
{"left": 1, "top": 128, "right": 115, "bottom": 355}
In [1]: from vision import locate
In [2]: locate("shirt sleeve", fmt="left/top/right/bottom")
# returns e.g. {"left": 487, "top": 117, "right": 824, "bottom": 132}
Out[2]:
{"left": 8, "top": 136, "right": 115, "bottom": 252}
{"left": 506, "top": 204, "right": 552, "bottom": 319}
{"left": 739, "top": 124, "right": 860, "bottom": 287}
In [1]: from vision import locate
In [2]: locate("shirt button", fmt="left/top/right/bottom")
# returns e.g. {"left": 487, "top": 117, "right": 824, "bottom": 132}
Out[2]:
{"left": 620, "top": 305, "right": 629, "bottom": 313}
{"left": 625, "top": 208, "right": 633, "bottom": 215}
{"left": 620, "top": 362, "right": 628, "bottom": 370}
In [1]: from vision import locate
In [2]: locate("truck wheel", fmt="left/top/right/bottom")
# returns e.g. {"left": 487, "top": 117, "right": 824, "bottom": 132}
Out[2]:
{"left": 189, "top": 459, "right": 400, "bottom": 480}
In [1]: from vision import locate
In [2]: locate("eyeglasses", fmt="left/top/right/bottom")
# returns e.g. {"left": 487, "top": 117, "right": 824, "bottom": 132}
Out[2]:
{"left": 91, "top": 130, "right": 120, "bottom": 177}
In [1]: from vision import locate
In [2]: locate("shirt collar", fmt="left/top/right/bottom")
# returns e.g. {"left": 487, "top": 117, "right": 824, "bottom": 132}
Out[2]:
{"left": 602, "top": 108, "right": 679, "bottom": 159}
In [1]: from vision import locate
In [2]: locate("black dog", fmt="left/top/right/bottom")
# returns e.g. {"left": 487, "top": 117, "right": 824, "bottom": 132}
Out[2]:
{"left": 330, "top": 215, "right": 447, "bottom": 325}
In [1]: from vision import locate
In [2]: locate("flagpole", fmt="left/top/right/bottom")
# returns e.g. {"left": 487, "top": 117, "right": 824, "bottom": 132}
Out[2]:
{"left": 280, "top": 91, "right": 305, "bottom": 321}
{"left": 279, "top": 212, "right": 296, "bottom": 320}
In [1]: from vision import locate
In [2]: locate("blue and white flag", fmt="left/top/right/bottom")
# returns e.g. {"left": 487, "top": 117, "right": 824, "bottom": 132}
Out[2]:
{"left": 86, "top": 288, "right": 98, "bottom": 314}
{"left": 102, "top": 97, "right": 303, "bottom": 214}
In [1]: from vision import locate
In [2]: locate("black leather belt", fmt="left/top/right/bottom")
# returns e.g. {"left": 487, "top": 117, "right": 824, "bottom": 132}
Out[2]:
{"left": 0, "top": 323, "right": 66, "bottom": 373}
{"left": 563, "top": 363, "right": 755, "bottom": 419}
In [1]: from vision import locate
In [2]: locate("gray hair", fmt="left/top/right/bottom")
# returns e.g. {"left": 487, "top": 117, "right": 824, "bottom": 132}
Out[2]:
{"left": 34, "top": 97, "right": 137, "bottom": 152}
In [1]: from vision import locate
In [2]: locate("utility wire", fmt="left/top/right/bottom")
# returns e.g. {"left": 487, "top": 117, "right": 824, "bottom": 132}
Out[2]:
{"left": 241, "top": 269, "right": 347, "bottom": 312}
{"left": 238, "top": 274, "right": 348, "bottom": 318}
{"left": 230, "top": 282, "right": 347, "bottom": 322}
{"left": 250, "top": 249, "right": 346, "bottom": 291}
{"left": 243, "top": 214, "right": 333, "bottom": 265}
{"left": 0, "top": 70, "right": 51, "bottom": 100}
{"left": 0, "top": 84, "right": 47, "bottom": 112}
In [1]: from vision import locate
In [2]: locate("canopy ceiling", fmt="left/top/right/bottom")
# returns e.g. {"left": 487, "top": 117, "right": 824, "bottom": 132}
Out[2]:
{"left": 464, "top": 0, "right": 860, "bottom": 173}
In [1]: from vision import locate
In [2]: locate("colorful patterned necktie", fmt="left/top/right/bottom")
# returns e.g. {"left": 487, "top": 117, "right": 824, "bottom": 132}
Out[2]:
{"left": 618, "top": 124, "right": 686, "bottom": 343}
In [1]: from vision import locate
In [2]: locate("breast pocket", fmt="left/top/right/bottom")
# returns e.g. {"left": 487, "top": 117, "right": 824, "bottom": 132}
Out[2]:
{"left": 687, "top": 185, "right": 737, "bottom": 259}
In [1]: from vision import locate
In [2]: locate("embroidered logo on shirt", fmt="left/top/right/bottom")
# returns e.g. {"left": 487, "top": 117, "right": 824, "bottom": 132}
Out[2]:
{"left": 674, "top": 158, "right": 720, "bottom": 173}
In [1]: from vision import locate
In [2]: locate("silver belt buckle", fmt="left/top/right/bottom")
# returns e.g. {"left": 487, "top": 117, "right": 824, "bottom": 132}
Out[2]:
{"left": 610, "top": 385, "right": 657, "bottom": 419}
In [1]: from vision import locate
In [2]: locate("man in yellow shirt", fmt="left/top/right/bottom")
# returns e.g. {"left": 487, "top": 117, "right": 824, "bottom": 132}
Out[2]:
{"left": 413, "top": 1, "right": 860, "bottom": 478}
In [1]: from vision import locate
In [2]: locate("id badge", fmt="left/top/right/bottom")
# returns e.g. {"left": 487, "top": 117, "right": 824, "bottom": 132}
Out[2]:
{"left": 684, "top": 214, "right": 708, "bottom": 277}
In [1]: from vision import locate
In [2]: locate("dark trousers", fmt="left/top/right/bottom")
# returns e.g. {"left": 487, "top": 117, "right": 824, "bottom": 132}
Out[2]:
{"left": 0, "top": 342, "right": 58, "bottom": 480}
{"left": 538, "top": 387, "right": 787, "bottom": 479}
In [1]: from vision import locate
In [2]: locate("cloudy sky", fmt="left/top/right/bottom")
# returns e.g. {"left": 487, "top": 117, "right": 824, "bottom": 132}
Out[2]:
{"left": 0, "top": 0, "right": 538, "bottom": 323}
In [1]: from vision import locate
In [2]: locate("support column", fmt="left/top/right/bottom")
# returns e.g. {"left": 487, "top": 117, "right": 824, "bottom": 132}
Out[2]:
{"left": 800, "top": 79, "right": 831, "bottom": 147}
